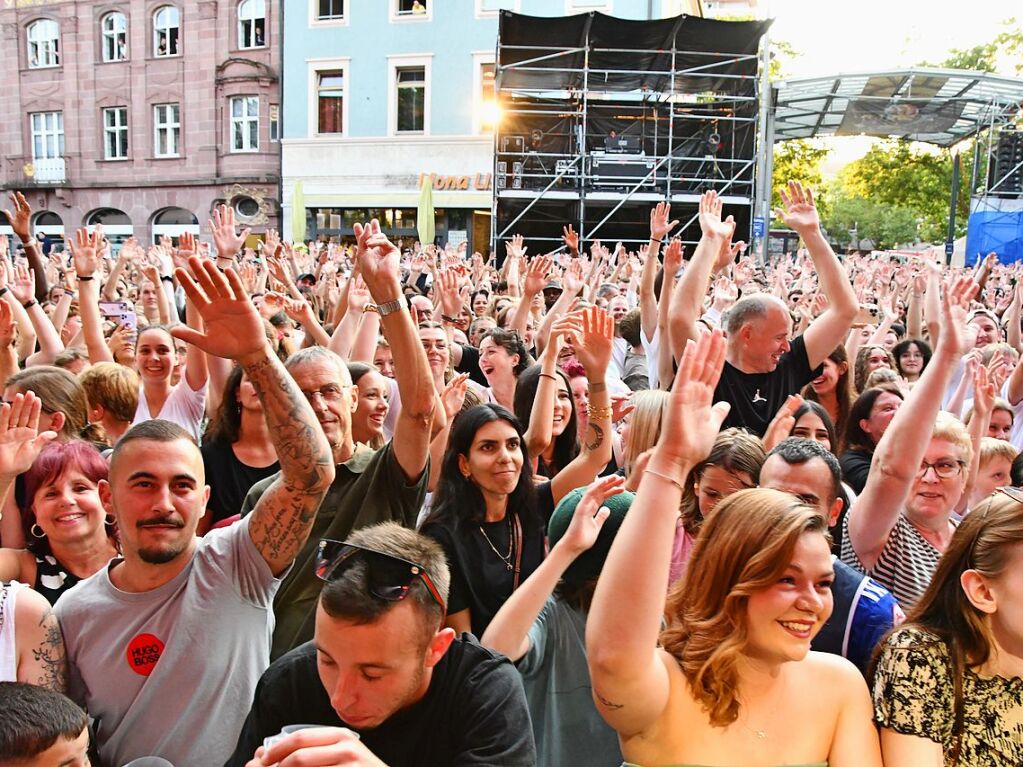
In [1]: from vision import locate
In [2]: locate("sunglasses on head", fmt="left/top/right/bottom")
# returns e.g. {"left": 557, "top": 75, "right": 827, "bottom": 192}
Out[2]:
{"left": 315, "top": 540, "right": 446, "bottom": 615}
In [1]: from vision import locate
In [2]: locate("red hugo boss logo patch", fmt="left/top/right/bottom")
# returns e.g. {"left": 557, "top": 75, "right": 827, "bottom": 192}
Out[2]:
{"left": 126, "top": 633, "right": 165, "bottom": 676}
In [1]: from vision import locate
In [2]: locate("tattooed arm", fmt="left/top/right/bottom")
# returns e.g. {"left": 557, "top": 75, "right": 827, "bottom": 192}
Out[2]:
{"left": 16, "top": 588, "right": 68, "bottom": 692}
{"left": 171, "top": 257, "right": 334, "bottom": 576}
{"left": 550, "top": 307, "right": 615, "bottom": 506}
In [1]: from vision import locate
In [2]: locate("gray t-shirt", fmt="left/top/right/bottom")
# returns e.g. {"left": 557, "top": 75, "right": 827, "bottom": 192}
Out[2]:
{"left": 518, "top": 598, "right": 623, "bottom": 767}
{"left": 54, "top": 518, "right": 283, "bottom": 767}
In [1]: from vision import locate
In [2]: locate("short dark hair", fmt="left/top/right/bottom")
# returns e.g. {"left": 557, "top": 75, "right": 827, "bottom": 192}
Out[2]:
{"left": 768, "top": 437, "right": 843, "bottom": 503}
{"left": 618, "top": 308, "right": 643, "bottom": 347}
{"left": 844, "top": 384, "right": 904, "bottom": 452}
{"left": 0, "top": 682, "right": 88, "bottom": 761}
{"left": 110, "top": 419, "right": 197, "bottom": 474}
{"left": 320, "top": 523, "right": 450, "bottom": 642}
{"left": 479, "top": 327, "right": 531, "bottom": 376}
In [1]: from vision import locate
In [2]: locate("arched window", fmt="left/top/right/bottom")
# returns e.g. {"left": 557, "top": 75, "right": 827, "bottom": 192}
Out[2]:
{"left": 101, "top": 12, "right": 128, "bottom": 62}
{"left": 27, "top": 19, "right": 60, "bottom": 68}
{"left": 151, "top": 207, "right": 199, "bottom": 239}
{"left": 153, "top": 6, "right": 179, "bottom": 57}
{"left": 238, "top": 0, "right": 265, "bottom": 49}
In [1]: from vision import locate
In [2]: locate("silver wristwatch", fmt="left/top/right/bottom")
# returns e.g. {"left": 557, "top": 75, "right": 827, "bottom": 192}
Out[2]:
{"left": 376, "top": 297, "right": 408, "bottom": 317}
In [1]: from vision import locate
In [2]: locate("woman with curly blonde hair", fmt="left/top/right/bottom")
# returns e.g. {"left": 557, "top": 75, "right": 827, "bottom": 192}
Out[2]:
{"left": 587, "top": 330, "right": 880, "bottom": 767}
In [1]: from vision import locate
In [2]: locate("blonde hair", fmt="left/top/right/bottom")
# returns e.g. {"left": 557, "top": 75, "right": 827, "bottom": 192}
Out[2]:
{"left": 621, "top": 390, "right": 669, "bottom": 477}
{"left": 977, "top": 436, "right": 1017, "bottom": 468}
{"left": 963, "top": 397, "right": 1013, "bottom": 427}
{"left": 864, "top": 367, "right": 899, "bottom": 389}
{"left": 932, "top": 411, "right": 973, "bottom": 466}
{"left": 661, "top": 488, "right": 828, "bottom": 727}
{"left": 79, "top": 362, "right": 140, "bottom": 424}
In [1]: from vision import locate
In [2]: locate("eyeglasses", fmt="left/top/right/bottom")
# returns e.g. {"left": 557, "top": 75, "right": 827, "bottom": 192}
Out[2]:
{"left": 916, "top": 460, "right": 965, "bottom": 479}
{"left": 315, "top": 540, "right": 446, "bottom": 614}
{"left": 301, "top": 384, "right": 346, "bottom": 404}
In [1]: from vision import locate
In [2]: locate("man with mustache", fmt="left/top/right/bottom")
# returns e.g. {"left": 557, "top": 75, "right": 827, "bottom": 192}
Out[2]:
{"left": 53, "top": 253, "right": 335, "bottom": 767}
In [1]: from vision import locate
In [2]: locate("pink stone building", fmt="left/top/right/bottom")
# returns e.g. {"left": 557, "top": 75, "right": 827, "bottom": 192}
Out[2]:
{"left": 0, "top": 0, "right": 280, "bottom": 246}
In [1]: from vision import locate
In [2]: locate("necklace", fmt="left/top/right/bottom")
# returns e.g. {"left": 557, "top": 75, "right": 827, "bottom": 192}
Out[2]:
{"left": 479, "top": 517, "right": 514, "bottom": 571}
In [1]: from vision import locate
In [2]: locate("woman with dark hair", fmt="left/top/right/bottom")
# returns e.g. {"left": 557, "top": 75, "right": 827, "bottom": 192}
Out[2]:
{"left": 346, "top": 361, "right": 390, "bottom": 449}
{"left": 893, "top": 338, "right": 931, "bottom": 385}
{"left": 0, "top": 393, "right": 118, "bottom": 605}
{"left": 198, "top": 365, "right": 279, "bottom": 532}
{"left": 478, "top": 327, "right": 530, "bottom": 410}
{"left": 854, "top": 345, "right": 897, "bottom": 393}
{"left": 422, "top": 308, "right": 615, "bottom": 637}
{"left": 872, "top": 490, "right": 1023, "bottom": 765}
{"left": 587, "top": 331, "right": 880, "bottom": 767}
{"left": 802, "top": 344, "right": 853, "bottom": 443}
{"left": 791, "top": 400, "right": 839, "bottom": 454}
{"left": 839, "top": 384, "right": 905, "bottom": 494}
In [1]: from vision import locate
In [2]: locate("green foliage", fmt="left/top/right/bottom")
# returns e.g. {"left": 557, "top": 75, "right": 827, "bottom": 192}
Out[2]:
{"left": 918, "top": 17, "right": 1023, "bottom": 76}
{"left": 820, "top": 194, "right": 919, "bottom": 251}
{"left": 771, "top": 140, "right": 830, "bottom": 211}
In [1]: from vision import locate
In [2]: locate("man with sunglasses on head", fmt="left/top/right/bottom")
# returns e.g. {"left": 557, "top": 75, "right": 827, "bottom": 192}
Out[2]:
{"left": 227, "top": 522, "right": 536, "bottom": 767}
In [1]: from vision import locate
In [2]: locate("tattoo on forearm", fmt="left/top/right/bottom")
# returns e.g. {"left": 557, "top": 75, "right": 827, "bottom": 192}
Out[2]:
{"left": 584, "top": 423, "right": 605, "bottom": 452}
{"left": 595, "top": 690, "right": 624, "bottom": 710}
{"left": 32, "top": 608, "right": 68, "bottom": 692}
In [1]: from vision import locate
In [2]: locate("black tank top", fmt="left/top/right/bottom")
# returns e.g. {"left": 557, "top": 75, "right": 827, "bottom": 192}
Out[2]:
{"left": 33, "top": 553, "right": 81, "bottom": 606}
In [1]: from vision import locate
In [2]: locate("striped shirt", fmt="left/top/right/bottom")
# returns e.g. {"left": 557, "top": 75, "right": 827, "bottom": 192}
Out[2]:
{"left": 840, "top": 512, "right": 945, "bottom": 611}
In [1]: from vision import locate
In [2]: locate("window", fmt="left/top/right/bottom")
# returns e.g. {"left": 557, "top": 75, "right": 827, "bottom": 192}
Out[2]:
{"left": 316, "top": 70, "right": 345, "bottom": 134}
{"left": 238, "top": 0, "right": 265, "bottom": 49}
{"left": 475, "top": 0, "right": 518, "bottom": 15}
{"left": 234, "top": 197, "right": 260, "bottom": 218}
{"left": 27, "top": 19, "right": 60, "bottom": 68}
{"left": 396, "top": 67, "right": 425, "bottom": 133}
{"left": 31, "top": 111, "right": 64, "bottom": 159}
{"left": 153, "top": 6, "right": 180, "bottom": 57}
{"left": 269, "top": 104, "right": 280, "bottom": 141}
{"left": 230, "top": 96, "right": 259, "bottom": 152}
{"left": 154, "top": 103, "right": 180, "bottom": 157}
{"left": 316, "top": 0, "right": 344, "bottom": 21}
{"left": 478, "top": 61, "right": 497, "bottom": 133}
{"left": 101, "top": 12, "right": 127, "bottom": 62}
{"left": 391, "top": 0, "right": 430, "bottom": 21}
{"left": 103, "top": 107, "right": 129, "bottom": 159}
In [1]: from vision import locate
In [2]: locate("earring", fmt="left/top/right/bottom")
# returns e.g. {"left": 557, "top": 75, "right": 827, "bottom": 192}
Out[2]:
{"left": 104, "top": 514, "right": 116, "bottom": 527}
{"left": 31, "top": 524, "right": 47, "bottom": 539}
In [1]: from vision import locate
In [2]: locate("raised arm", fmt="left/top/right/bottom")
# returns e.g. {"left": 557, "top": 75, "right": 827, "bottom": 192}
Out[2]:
{"left": 355, "top": 219, "right": 435, "bottom": 483}
{"left": 2, "top": 192, "right": 49, "bottom": 302}
{"left": 848, "top": 277, "right": 975, "bottom": 570}
{"left": 524, "top": 320, "right": 572, "bottom": 461}
{"left": 776, "top": 182, "right": 858, "bottom": 370}
{"left": 68, "top": 228, "right": 115, "bottom": 364}
{"left": 510, "top": 256, "right": 552, "bottom": 339}
{"left": 172, "top": 257, "right": 334, "bottom": 576}
{"left": 587, "top": 330, "right": 730, "bottom": 737}
{"left": 10, "top": 264, "right": 64, "bottom": 366}
{"left": 482, "top": 474, "right": 623, "bottom": 661}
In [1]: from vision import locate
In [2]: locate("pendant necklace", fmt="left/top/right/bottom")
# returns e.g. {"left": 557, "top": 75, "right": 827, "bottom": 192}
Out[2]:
{"left": 479, "top": 517, "right": 514, "bottom": 570}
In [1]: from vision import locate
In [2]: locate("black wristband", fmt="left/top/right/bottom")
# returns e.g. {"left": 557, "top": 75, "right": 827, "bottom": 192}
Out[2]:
{"left": 160, "top": 275, "right": 173, "bottom": 283}
{"left": 0, "top": 287, "right": 7, "bottom": 297}
{"left": 77, "top": 274, "right": 94, "bottom": 281}
{"left": 22, "top": 299, "right": 37, "bottom": 309}
{"left": 650, "top": 238, "right": 663, "bottom": 245}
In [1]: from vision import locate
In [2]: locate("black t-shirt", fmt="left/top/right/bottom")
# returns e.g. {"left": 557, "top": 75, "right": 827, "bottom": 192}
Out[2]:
{"left": 714, "top": 334, "right": 820, "bottom": 437}
{"left": 839, "top": 447, "right": 874, "bottom": 495}
{"left": 456, "top": 344, "right": 490, "bottom": 387}
{"left": 225, "top": 636, "right": 536, "bottom": 767}
{"left": 200, "top": 439, "right": 280, "bottom": 524}
{"left": 421, "top": 482, "right": 554, "bottom": 638}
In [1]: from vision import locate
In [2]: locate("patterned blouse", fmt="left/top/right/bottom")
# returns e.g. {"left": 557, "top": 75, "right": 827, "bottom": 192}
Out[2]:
{"left": 873, "top": 628, "right": 1023, "bottom": 766}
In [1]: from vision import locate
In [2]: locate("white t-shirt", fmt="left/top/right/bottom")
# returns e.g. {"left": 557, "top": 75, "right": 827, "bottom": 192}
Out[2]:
{"left": 133, "top": 378, "right": 208, "bottom": 443}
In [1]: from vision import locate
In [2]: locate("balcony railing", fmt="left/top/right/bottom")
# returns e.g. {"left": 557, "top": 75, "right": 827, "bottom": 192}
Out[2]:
{"left": 28, "top": 157, "right": 67, "bottom": 183}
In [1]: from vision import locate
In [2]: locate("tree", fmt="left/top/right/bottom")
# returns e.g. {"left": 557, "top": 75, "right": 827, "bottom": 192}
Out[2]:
{"left": 919, "top": 17, "right": 1022, "bottom": 76}
{"left": 771, "top": 139, "right": 830, "bottom": 211}
{"left": 820, "top": 194, "right": 919, "bottom": 251}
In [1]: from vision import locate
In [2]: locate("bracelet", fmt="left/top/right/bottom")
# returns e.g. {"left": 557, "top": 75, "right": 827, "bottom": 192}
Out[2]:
{"left": 160, "top": 275, "right": 173, "bottom": 283}
{"left": 440, "top": 313, "right": 460, "bottom": 324}
{"left": 77, "top": 274, "right": 94, "bottom": 281}
{"left": 588, "top": 379, "right": 607, "bottom": 393}
{"left": 645, "top": 468, "right": 686, "bottom": 493}
{"left": 363, "top": 304, "right": 379, "bottom": 313}
{"left": 586, "top": 404, "right": 613, "bottom": 421}
{"left": 22, "top": 299, "right": 37, "bottom": 309}
{"left": 538, "top": 372, "right": 559, "bottom": 383}
{"left": 650, "top": 238, "right": 663, "bottom": 245}
{"left": 0, "top": 287, "right": 7, "bottom": 297}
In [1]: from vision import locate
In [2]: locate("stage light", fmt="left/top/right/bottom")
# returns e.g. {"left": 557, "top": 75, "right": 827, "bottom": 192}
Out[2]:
{"left": 480, "top": 100, "right": 503, "bottom": 127}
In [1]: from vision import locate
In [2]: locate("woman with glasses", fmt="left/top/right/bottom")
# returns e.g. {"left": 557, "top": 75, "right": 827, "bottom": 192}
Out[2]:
{"left": 872, "top": 490, "right": 1023, "bottom": 765}
{"left": 422, "top": 307, "right": 614, "bottom": 638}
{"left": 842, "top": 277, "right": 976, "bottom": 610}
{"left": 587, "top": 331, "right": 881, "bottom": 767}
{"left": 892, "top": 338, "right": 931, "bottom": 386}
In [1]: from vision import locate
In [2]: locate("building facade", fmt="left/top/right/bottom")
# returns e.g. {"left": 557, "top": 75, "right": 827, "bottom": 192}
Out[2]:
{"left": 280, "top": 0, "right": 702, "bottom": 254}
{"left": 0, "top": 0, "right": 281, "bottom": 247}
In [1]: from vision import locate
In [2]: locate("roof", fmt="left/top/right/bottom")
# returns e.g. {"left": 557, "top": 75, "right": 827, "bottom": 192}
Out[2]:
{"left": 773, "top": 68, "right": 1023, "bottom": 147}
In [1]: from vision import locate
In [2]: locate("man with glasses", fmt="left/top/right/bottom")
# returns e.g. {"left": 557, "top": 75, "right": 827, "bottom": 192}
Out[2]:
{"left": 240, "top": 220, "right": 436, "bottom": 660}
{"left": 54, "top": 258, "right": 335, "bottom": 767}
{"left": 226, "top": 523, "right": 536, "bottom": 767}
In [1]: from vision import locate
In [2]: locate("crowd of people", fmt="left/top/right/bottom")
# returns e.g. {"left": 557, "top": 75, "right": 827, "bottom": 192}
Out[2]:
{"left": 0, "top": 180, "right": 1020, "bottom": 767}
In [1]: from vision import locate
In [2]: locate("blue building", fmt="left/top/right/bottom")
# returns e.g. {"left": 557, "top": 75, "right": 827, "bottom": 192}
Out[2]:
{"left": 280, "top": 0, "right": 703, "bottom": 252}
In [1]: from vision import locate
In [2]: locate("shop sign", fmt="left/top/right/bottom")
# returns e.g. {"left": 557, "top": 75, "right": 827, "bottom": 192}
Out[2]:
{"left": 418, "top": 173, "right": 492, "bottom": 191}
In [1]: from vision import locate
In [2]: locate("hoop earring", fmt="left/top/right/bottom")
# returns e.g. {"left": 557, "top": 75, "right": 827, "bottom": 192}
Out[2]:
{"left": 31, "top": 524, "right": 47, "bottom": 539}
{"left": 104, "top": 514, "right": 116, "bottom": 527}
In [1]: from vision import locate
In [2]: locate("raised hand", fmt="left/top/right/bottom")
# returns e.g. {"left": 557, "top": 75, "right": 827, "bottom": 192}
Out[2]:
{"left": 775, "top": 180, "right": 821, "bottom": 234}
{"left": 2, "top": 192, "right": 32, "bottom": 242}
{"left": 657, "top": 329, "right": 730, "bottom": 469}
{"left": 523, "top": 255, "right": 553, "bottom": 296}
{"left": 9, "top": 264, "right": 35, "bottom": 305}
{"left": 208, "top": 203, "right": 250, "bottom": 258}
{"left": 353, "top": 219, "right": 401, "bottom": 300}
{"left": 67, "top": 227, "right": 103, "bottom": 278}
{"left": 0, "top": 392, "right": 58, "bottom": 479}
{"left": 0, "top": 301, "right": 15, "bottom": 349}
{"left": 172, "top": 231, "right": 198, "bottom": 273}
{"left": 506, "top": 233, "right": 527, "bottom": 260}
{"left": 562, "top": 259, "right": 584, "bottom": 295}
{"left": 762, "top": 394, "right": 803, "bottom": 452}
{"left": 972, "top": 363, "right": 996, "bottom": 419}
{"left": 171, "top": 257, "right": 268, "bottom": 364}
{"left": 282, "top": 296, "right": 315, "bottom": 326}
{"left": 663, "top": 237, "right": 684, "bottom": 274}
{"left": 346, "top": 274, "right": 371, "bottom": 312}
{"left": 697, "top": 190, "right": 732, "bottom": 240}
{"left": 649, "top": 201, "right": 679, "bottom": 242}
{"left": 562, "top": 225, "right": 579, "bottom": 254}
{"left": 937, "top": 275, "right": 979, "bottom": 358}
{"left": 567, "top": 306, "right": 613, "bottom": 378}
{"left": 556, "top": 474, "right": 625, "bottom": 555}
{"left": 440, "top": 372, "right": 470, "bottom": 419}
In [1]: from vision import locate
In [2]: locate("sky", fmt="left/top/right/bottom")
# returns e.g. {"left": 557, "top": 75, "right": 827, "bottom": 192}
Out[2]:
{"left": 763, "top": 0, "right": 1020, "bottom": 173}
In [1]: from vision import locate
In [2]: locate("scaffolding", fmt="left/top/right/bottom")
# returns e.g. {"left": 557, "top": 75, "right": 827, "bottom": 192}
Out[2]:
{"left": 491, "top": 11, "right": 771, "bottom": 255}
